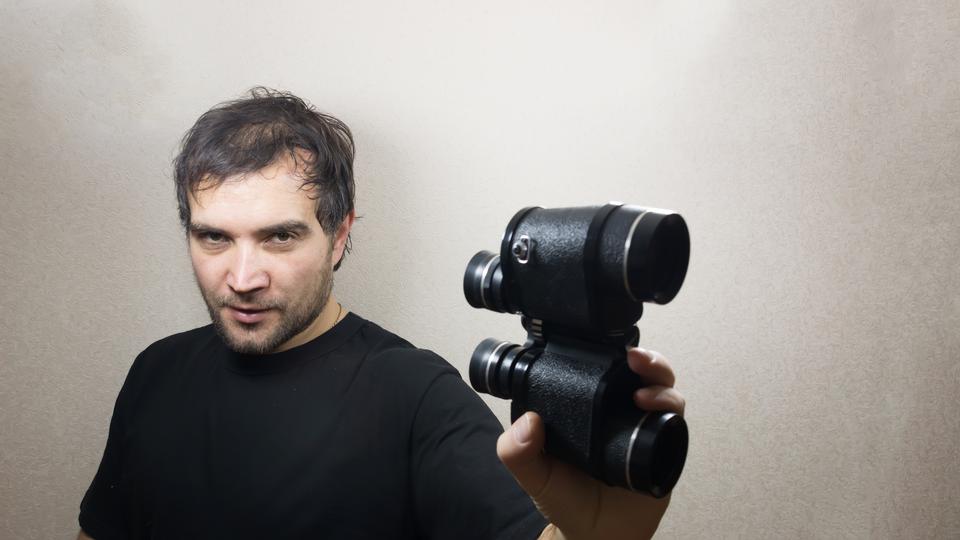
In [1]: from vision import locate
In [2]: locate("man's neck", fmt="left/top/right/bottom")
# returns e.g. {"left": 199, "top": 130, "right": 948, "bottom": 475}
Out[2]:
{"left": 272, "top": 297, "right": 345, "bottom": 353}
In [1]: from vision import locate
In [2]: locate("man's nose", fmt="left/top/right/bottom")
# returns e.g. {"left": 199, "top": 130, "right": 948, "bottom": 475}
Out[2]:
{"left": 225, "top": 246, "right": 269, "bottom": 293}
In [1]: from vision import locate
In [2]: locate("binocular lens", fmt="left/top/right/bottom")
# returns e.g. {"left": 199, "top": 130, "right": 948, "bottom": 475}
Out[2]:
{"left": 463, "top": 251, "right": 508, "bottom": 313}
{"left": 627, "top": 411, "right": 688, "bottom": 497}
{"left": 624, "top": 211, "right": 690, "bottom": 305}
{"left": 468, "top": 338, "right": 511, "bottom": 397}
{"left": 469, "top": 338, "right": 534, "bottom": 400}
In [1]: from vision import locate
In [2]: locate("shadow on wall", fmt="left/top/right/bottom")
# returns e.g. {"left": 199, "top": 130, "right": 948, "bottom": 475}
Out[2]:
{"left": 1, "top": 0, "right": 178, "bottom": 305}
{"left": 0, "top": 3, "right": 185, "bottom": 540}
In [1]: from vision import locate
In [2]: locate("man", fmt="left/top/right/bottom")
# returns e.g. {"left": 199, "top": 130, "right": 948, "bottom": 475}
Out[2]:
{"left": 78, "top": 88, "right": 686, "bottom": 539}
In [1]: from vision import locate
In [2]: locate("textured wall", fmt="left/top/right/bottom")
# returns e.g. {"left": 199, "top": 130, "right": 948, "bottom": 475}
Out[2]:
{"left": 1, "top": 1, "right": 958, "bottom": 538}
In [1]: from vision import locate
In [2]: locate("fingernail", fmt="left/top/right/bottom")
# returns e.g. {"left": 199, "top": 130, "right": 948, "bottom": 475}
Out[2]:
{"left": 512, "top": 413, "right": 532, "bottom": 444}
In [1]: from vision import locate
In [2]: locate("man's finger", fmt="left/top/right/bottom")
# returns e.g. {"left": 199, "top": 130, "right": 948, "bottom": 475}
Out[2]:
{"left": 627, "top": 348, "right": 675, "bottom": 388}
{"left": 498, "top": 412, "right": 602, "bottom": 535}
{"left": 496, "top": 412, "right": 552, "bottom": 498}
{"left": 633, "top": 386, "right": 686, "bottom": 416}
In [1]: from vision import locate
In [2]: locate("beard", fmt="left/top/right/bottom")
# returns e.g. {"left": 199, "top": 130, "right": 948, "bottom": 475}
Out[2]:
{"left": 198, "top": 261, "right": 334, "bottom": 355}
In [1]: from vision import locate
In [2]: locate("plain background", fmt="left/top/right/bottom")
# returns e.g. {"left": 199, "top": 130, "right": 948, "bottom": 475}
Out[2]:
{"left": 1, "top": 1, "right": 958, "bottom": 538}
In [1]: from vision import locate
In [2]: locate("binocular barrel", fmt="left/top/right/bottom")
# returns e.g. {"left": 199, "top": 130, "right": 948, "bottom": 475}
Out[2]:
{"left": 464, "top": 204, "right": 689, "bottom": 332}
{"left": 469, "top": 338, "right": 688, "bottom": 497}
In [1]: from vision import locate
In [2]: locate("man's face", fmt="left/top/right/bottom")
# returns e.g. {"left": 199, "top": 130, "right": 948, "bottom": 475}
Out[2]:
{"left": 187, "top": 159, "right": 351, "bottom": 354}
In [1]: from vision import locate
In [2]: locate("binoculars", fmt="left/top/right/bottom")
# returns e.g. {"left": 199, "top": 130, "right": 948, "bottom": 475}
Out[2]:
{"left": 464, "top": 203, "right": 690, "bottom": 498}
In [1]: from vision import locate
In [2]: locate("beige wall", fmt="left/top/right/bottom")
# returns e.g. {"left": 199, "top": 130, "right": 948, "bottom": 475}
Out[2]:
{"left": 2, "top": 1, "right": 958, "bottom": 538}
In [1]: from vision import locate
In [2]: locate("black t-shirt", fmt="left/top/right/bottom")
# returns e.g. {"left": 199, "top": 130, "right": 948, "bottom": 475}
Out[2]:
{"left": 79, "top": 313, "right": 546, "bottom": 539}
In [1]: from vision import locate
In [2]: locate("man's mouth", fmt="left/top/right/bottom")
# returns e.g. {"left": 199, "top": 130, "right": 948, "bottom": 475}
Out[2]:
{"left": 226, "top": 305, "right": 272, "bottom": 325}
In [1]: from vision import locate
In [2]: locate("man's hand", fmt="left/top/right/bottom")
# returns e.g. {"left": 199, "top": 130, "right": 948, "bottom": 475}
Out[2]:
{"left": 497, "top": 347, "right": 685, "bottom": 540}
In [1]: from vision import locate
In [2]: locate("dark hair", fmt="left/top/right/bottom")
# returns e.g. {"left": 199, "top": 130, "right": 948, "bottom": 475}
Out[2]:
{"left": 173, "top": 87, "right": 355, "bottom": 270}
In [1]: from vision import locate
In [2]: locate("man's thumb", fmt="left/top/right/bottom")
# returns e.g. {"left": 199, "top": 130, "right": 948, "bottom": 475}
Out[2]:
{"left": 497, "top": 412, "right": 552, "bottom": 498}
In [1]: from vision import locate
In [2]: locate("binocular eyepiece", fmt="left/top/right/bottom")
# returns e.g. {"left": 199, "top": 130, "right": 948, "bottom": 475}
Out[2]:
{"left": 464, "top": 203, "right": 690, "bottom": 497}
{"left": 464, "top": 204, "right": 689, "bottom": 333}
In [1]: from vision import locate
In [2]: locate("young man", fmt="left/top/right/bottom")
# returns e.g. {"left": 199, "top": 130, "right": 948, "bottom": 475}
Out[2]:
{"left": 78, "top": 88, "right": 686, "bottom": 539}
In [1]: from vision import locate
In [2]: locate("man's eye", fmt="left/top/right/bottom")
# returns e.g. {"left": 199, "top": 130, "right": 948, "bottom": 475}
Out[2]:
{"left": 271, "top": 232, "right": 295, "bottom": 243}
{"left": 201, "top": 232, "right": 226, "bottom": 243}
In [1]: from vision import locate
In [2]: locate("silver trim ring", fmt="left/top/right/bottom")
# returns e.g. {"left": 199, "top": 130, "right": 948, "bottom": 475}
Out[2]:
{"left": 479, "top": 255, "right": 500, "bottom": 310}
{"left": 485, "top": 341, "right": 511, "bottom": 394}
{"left": 623, "top": 211, "right": 651, "bottom": 302}
{"left": 625, "top": 412, "right": 651, "bottom": 491}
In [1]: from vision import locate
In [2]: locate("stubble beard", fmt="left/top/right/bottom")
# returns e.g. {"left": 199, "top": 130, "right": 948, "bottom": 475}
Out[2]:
{"left": 199, "top": 262, "right": 334, "bottom": 355}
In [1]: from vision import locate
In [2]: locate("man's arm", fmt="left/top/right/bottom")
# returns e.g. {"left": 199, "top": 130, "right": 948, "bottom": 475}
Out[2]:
{"left": 77, "top": 530, "right": 93, "bottom": 540}
{"left": 499, "top": 347, "right": 686, "bottom": 540}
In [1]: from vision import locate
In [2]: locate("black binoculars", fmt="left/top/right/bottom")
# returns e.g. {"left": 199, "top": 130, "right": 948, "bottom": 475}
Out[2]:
{"left": 464, "top": 203, "right": 690, "bottom": 498}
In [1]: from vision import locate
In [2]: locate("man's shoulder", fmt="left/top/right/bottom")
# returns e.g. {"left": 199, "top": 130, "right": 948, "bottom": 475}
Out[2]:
{"left": 351, "top": 316, "right": 460, "bottom": 384}
{"left": 127, "top": 324, "right": 219, "bottom": 377}
{"left": 111, "top": 325, "right": 219, "bottom": 408}
{"left": 141, "top": 324, "right": 218, "bottom": 357}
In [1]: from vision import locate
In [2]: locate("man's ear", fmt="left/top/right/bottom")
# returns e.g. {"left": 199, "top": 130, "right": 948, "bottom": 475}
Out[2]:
{"left": 332, "top": 210, "right": 356, "bottom": 267}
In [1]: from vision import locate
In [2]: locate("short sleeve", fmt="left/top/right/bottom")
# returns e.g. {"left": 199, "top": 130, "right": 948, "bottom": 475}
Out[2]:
{"left": 410, "top": 373, "right": 547, "bottom": 540}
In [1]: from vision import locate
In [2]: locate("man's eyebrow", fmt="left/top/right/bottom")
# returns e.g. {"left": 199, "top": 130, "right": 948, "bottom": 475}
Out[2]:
{"left": 187, "top": 220, "right": 312, "bottom": 237}
{"left": 255, "top": 220, "right": 312, "bottom": 236}
{"left": 188, "top": 223, "right": 226, "bottom": 235}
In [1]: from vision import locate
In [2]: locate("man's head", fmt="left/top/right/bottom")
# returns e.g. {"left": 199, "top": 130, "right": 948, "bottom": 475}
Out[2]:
{"left": 173, "top": 88, "right": 356, "bottom": 354}
{"left": 174, "top": 87, "right": 355, "bottom": 268}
